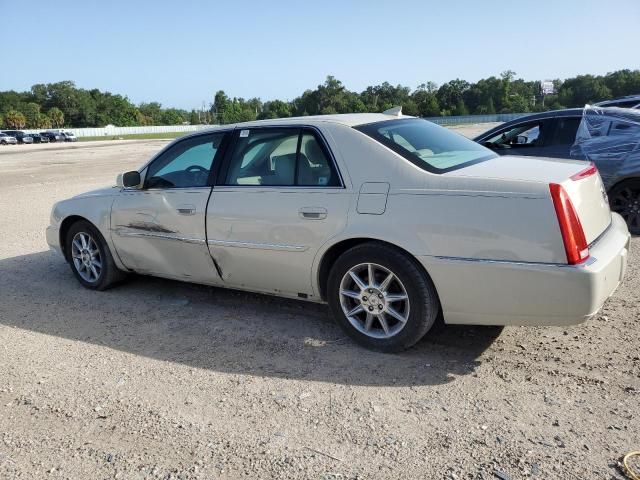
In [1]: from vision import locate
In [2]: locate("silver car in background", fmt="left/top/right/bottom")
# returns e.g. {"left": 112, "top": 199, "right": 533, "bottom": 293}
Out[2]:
{"left": 46, "top": 112, "right": 630, "bottom": 352}
{"left": 0, "top": 133, "right": 17, "bottom": 145}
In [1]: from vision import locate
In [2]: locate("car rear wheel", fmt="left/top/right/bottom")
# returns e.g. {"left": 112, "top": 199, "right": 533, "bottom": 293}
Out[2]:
{"left": 609, "top": 180, "right": 640, "bottom": 235}
{"left": 327, "top": 242, "right": 440, "bottom": 352}
{"left": 65, "top": 220, "right": 126, "bottom": 290}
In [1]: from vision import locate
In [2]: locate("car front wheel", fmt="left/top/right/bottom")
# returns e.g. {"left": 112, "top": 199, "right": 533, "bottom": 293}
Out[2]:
{"left": 65, "top": 220, "right": 126, "bottom": 290}
{"left": 327, "top": 242, "right": 440, "bottom": 352}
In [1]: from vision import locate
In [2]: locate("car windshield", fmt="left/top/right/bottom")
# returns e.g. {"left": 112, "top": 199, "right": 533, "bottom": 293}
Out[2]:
{"left": 355, "top": 118, "right": 496, "bottom": 173}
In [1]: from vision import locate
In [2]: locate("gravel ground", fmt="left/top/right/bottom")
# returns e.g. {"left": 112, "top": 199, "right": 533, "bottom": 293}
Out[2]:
{"left": 0, "top": 127, "right": 638, "bottom": 480}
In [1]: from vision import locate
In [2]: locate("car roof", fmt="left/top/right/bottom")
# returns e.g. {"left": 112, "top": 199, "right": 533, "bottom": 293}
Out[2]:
{"left": 594, "top": 94, "right": 640, "bottom": 106}
{"left": 188, "top": 113, "right": 407, "bottom": 136}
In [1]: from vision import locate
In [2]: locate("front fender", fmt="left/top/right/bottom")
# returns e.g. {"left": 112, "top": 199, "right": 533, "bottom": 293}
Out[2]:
{"left": 48, "top": 190, "right": 124, "bottom": 269}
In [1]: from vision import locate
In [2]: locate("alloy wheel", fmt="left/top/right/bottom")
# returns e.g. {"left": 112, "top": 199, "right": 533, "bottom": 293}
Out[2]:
{"left": 339, "top": 263, "right": 410, "bottom": 339}
{"left": 71, "top": 232, "right": 102, "bottom": 283}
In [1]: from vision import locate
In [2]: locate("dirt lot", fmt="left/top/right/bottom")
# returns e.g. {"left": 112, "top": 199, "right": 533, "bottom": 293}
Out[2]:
{"left": 0, "top": 128, "right": 638, "bottom": 479}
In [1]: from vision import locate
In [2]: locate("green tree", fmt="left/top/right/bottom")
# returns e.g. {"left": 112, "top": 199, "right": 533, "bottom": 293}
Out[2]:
{"left": 160, "top": 108, "right": 185, "bottom": 125}
{"left": 139, "top": 102, "right": 163, "bottom": 125}
{"left": 23, "top": 103, "right": 41, "bottom": 128}
{"left": 5, "top": 110, "right": 26, "bottom": 129}
{"left": 219, "top": 99, "right": 256, "bottom": 124}
{"left": 258, "top": 100, "right": 292, "bottom": 120}
{"left": 437, "top": 79, "right": 470, "bottom": 113}
{"left": 558, "top": 75, "right": 612, "bottom": 107}
{"left": 36, "top": 113, "right": 52, "bottom": 128}
{"left": 48, "top": 107, "right": 64, "bottom": 127}
{"left": 413, "top": 85, "right": 440, "bottom": 116}
{"left": 453, "top": 99, "right": 469, "bottom": 116}
{"left": 211, "top": 90, "right": 230, "bottom": 123}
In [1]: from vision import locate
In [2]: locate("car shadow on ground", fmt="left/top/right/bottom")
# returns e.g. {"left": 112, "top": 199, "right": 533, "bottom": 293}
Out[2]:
{"left": 0, "top": 251, "right": 503, "bottom": 387}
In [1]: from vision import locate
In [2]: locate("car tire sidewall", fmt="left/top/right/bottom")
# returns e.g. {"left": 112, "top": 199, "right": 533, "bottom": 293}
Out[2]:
{"left": 65, "top": 221, "right": 115, "bottom": 290}
{"left": 327, "top": 244, "right": 439, "bottom": 352}
{"left": 609, "top": 180, "right": 640, "bottom": 235}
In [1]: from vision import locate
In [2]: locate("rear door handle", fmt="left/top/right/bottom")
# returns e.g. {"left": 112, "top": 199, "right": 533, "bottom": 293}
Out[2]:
{"left": 299, "top": 207, "right": 327, "bottom": 220}
{"left": 177, "top": 204, "right": 196, "bottom": 215}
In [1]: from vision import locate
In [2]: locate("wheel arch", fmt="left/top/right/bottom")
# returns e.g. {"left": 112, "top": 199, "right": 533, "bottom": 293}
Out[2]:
{"left": 316, "top": 237, "right": 440, "bottom": 305}
{"left": 59, "top": 215, "right": 94, "bottom": 261}
{"left": 607, "top": 176, "right": 640, "bottom": 193}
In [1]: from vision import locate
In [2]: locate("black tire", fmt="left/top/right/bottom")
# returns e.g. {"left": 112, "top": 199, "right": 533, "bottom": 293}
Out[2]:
{"left": 65, "top": 220, "right": 126, "bottom": 290}
{"left": 327, "top": 242, "right": 440, "bottom": 352}
{"left": 609, "top": 179, "right": 640, "bottom": 235}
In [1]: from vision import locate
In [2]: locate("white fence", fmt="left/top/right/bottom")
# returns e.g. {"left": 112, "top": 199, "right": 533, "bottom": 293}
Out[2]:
{"left": 20, "top": 112, "right": 527, "bottom": 138}
{"left": 24, "top": 124, "right": 214, "bottom": 138}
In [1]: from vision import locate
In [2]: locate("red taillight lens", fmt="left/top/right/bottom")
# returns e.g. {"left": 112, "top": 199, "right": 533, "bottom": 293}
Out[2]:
{"left": 549, "top": 183, "right": 589, "bottom": 265}
{"left": 570, "top": 162, "right": 598, "bottom": 181}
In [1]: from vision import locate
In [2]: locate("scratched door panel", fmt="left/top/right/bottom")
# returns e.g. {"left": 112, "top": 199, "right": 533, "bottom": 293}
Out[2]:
{"left": 111, "top": 188, "right": 221, "bottom": 284}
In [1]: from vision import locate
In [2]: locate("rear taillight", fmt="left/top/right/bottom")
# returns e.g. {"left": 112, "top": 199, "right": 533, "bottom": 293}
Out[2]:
{"left": 570, "top": 162, "right": 598, "bottom": 181}
{"left": 549, "top": 183, "right": 589, "bottom": 265}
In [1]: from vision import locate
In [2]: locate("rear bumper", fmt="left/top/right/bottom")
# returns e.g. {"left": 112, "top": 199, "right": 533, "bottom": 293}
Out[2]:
{"left": 419, "top": 213, "right": 630, "bottom": 326}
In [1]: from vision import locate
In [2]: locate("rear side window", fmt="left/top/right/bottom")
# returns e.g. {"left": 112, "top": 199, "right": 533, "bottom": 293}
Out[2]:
{"left": 356, "top": 118, "right": 495, "bottom": 173}
{"left": 224, "top": 128, "right": 341, "bottom": 186}
{"left": 550, "top": 117, "right": 581, "bottom": 145}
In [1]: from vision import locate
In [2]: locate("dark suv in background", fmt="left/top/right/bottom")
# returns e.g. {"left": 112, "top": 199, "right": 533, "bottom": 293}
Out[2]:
{"left": 40, "top": 131, "right": 65, "bottom": 142}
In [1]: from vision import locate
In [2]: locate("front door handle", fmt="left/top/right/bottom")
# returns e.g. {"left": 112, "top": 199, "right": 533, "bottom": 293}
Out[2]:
{"left": 177, "top": 204, "right": 196, "bottom": 215}
{"left": 299, "top": 207, "right": 327, "bottom": 220}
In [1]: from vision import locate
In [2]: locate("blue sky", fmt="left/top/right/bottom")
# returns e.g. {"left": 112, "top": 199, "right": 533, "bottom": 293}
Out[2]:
{"left": 1, "top": 0, "right": 638, "bottom": 110}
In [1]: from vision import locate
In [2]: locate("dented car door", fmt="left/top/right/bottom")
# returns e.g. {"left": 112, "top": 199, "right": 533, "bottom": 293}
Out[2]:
{"left": 111, "top": 132, "right": 230, "bottom": 284}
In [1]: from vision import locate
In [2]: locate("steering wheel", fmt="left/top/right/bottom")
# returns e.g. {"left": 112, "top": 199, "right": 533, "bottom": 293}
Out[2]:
{"left": 185, "top": 165, "right": 208, "bottom": 173}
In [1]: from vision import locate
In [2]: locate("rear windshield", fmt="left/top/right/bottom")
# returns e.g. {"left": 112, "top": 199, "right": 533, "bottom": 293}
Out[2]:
{"left": 355, "top": 118, "right": 496, "bottom": 173}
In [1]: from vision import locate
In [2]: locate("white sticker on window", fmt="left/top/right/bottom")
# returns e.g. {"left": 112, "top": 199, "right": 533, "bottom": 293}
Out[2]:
{"left": 239, "top": 129, "right": 250, "bottom": 138}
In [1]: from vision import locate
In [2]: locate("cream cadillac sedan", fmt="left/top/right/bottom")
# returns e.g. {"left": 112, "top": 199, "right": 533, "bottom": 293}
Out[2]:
{"left": 46, "top": 111, "right": 631, "bottom": 351}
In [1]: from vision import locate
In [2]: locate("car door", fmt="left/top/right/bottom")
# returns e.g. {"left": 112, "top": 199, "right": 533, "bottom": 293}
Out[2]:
{"left": 206, "top": 126, "right": 350, "bottom": 298}
{"left": 111, "top": 131, "right": 230, "bottom": 284}
{"left": 542, "top": 116, "right": 582, "bottom": 158}
{"left": 481, "top": 119, "right": 555, "bottom": 157}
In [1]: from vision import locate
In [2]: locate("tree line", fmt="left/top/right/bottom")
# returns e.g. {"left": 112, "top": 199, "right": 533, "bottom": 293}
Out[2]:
{"left": 1, "top": 70, "right": 639, "bottom": 129}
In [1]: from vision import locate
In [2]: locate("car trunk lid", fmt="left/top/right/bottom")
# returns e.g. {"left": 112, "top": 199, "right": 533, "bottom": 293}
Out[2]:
{"left": 448, "top": 155, "right": 612, "bottom": 245}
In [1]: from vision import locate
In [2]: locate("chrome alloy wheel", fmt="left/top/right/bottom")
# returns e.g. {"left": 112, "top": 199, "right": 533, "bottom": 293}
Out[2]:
{"left": 339, "top": 263, "right": 410, "bottom": 339}
{"left": 71, "top": 232, "right": 102, "bottom": 283}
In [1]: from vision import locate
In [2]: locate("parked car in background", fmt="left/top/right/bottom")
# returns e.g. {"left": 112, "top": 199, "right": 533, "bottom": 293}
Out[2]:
{"left": 40, "top": 131, "right": 65, "bottom": 142}
{"left": 62, "top": 131, "right": 77, "bottom": 142}
{"left": 474, "top": 107, "right": 640, "bottom": 234}
{"left": 46, "top": 112, "right": 629, "bottom": 352}
{"left": 26, "top": 133, "right": 49, "bottom": 144}
{"left": 2, "top": 130, "right": 34, "bottom": 144}
{"left": 0, "top": 133, "right": 17, "bottom": 145}
{"left": 595, "top": 95, "right": 640, "bottom": 109}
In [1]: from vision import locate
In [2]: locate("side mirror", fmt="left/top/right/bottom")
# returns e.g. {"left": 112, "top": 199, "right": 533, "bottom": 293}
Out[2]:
{"left": 122, "top": 171, "right": 142, "bottom": 188}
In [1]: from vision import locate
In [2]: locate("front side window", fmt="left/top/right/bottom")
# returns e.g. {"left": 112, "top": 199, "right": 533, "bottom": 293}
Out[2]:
{"left": 484, "top": 121, "right": 547, "bottom": 149}
{"left": 145, "top": 132, "right": 227, "bottom": 189}
{"left": 356, "top": 118, "right": 495, "bottom": 173}
{"left": 224, "top": 128, "right": 340, "bottom": 186}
